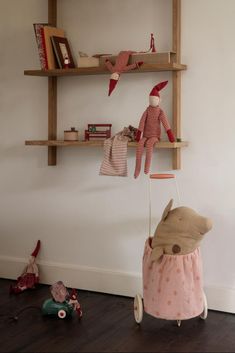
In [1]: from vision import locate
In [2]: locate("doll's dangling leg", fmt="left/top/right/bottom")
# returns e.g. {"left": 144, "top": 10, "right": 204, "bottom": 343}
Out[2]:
{"left": 144, "top": 137, "right": 159, "bottom": 174}
{"left": 134, "top": 137, "right": 147, "bottom": 178}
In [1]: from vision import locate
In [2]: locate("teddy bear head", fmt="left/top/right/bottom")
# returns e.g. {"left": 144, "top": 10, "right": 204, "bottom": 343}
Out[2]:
{"left": 150, "top": 199, "right": 212, "bottom": 262}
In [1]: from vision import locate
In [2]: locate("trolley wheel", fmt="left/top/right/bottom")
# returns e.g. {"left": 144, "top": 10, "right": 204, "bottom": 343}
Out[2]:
{"left": 177, "top": 320, "right": 181, "bottom": 327}
{"left": 58, "top": 309, "right": 67, "bottom": 319}
{"left": 200, "top": 292, "right": 208, "bottom": 320}
{"left": 134, "top": 294, "right": 143, "bottom": 324}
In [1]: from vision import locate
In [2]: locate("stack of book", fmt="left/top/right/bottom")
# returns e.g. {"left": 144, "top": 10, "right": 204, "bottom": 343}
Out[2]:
{"left": 33, "top": 23, "right": 75, "bottom": 69}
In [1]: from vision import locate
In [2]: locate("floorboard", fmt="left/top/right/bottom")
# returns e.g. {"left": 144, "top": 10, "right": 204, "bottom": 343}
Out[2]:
{"left": 0, "top": 279, "right": 235, "bottom": 352}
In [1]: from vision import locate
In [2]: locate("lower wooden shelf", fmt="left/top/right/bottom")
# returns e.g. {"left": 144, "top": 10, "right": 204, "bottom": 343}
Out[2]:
{"left": 25, "top": 140, "right": 188, "bottom": 148}
{"left": 25, "top": 140, "right": 188, "bottom": 168}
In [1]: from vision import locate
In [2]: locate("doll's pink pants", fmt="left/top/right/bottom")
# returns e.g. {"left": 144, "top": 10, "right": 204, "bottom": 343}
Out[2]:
{"left": 134, "top": 137, "right": 158, "bottom": 178}
{"left": 143, "top": 238, "right": 204, "bottom": 320}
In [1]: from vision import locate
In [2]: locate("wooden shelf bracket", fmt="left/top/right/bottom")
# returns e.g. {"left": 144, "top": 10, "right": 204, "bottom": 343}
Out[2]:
{"left": 47, "top": 0, "right": 57, "bottom": 165}
{"left": 172, "top": 0, "right": 182, "bottom": 169}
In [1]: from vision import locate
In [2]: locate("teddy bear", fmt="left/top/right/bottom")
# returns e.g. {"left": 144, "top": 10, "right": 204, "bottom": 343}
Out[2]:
{"left": 150, "top": 199, "right": 212, "bottom": 262}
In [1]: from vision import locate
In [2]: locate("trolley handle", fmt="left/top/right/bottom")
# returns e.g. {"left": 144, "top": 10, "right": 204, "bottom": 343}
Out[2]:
{"left": 148, "top": 174, "right": 181, "bottom": 237}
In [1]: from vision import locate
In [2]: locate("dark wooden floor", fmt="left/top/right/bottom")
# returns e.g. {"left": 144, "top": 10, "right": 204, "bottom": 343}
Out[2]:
{"left": 0, "top": 279, "right": 235, "bottom": 352}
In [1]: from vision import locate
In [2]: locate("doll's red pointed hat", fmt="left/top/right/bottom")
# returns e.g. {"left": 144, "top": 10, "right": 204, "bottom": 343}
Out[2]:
{"left": 108, "top": 78, "right": 119, "bottom": 96}
{"left": 70, "top": 288, "right": 78, "bottom": 300}
{"left": 150, "top": 80, "right": 168, "bottom": 97}
{"left": 31, "top": 240, "right": 41, "bottom": 258}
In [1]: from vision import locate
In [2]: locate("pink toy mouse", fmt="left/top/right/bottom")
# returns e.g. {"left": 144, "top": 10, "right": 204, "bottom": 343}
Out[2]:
{"left": 134, "top": 81, "right": 175, "bottom": 178}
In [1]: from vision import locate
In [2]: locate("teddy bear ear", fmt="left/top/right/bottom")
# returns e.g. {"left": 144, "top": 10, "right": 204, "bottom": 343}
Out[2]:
{"left": 161, "top": 199, "right": 173, "bottom": 221}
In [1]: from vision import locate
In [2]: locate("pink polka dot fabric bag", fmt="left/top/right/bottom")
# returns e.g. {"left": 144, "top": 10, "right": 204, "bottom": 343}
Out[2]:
{"left": 143, "top": 237, "right": 204, "bottom": 321}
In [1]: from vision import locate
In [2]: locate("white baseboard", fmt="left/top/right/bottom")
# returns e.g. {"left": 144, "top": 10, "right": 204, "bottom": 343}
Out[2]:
{"left": 0, "top": 255, "right": 235, "bottom": 314}
{"left": 0, "top": 255, "right": 142, "bottom": 297}
{"left": 204, "top": 285, "right": 235, "bottom": 314}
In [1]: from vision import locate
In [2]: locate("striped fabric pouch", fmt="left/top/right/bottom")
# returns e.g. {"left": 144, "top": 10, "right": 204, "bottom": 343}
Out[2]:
{"left": 99, "top": 132, "right": 129, "bottom": 176}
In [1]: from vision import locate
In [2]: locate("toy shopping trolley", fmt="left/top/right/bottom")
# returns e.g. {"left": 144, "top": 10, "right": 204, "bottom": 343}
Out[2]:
{"left": 134, "top": 174, "right": 212, "bottom": 327}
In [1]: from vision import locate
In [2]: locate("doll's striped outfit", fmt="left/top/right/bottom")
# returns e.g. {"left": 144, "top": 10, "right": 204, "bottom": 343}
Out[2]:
{"left": 105, "top": 50, "right": 139, "bottom": 74}
{"left": 134, "top": 106, "right": 172, "bottom": 178}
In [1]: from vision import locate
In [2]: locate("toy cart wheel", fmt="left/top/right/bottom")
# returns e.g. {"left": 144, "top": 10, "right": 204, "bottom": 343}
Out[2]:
{"left": 200, "top": 292, "right": 208, "bottom": 320}
{"left": 58, "top": 309, "right": 67, "bottom": 319}
{"left": 134, "top": 294, "right": 143, "bottom": 324}
{"left": 177, "top": 320, "right": 181, "bottom": 327}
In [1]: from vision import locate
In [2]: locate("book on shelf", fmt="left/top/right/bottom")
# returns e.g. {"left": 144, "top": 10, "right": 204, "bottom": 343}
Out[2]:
{"left": 33, "top": 23, "right": 48, "bottom": 69}
{"left": 51, "top": 36, "right": 75, "bottom": 69}
{"left": 42, "top": 26, "right": 65, "bottom": 69}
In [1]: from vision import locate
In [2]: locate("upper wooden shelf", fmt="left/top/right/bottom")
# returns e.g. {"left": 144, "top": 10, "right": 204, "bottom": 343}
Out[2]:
{"left": 24, "top": 63, "right": 187, "bottom": 77}
{"left": 25, "top": 140, "right": 188, "bottom": 148}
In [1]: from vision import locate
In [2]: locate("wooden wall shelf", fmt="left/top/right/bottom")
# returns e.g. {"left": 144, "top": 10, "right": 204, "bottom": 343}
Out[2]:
{"left": 24, "top": 63, "right": 187, "bottom": 77}
{"left": 25, "top": 0, "right": 187, "bottom": 169}
{"left": 25, "top": 140, "right": 188, "bottom": 148}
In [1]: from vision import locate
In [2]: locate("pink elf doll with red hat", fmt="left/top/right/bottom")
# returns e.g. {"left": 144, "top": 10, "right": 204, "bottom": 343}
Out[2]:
{"left": 105, "top": 51, "right": 143, "bottom": 96}
{"left": 134, "top": 81, "right": 175, "bottom": 178}
{"left": 10, "top": 240, "right": 41, "bottom": 294}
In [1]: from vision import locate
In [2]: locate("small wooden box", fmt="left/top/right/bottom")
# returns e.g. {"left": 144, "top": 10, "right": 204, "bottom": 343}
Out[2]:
{"left": 64, "top": 127, "right": 79, "bottom": 141}
{"left": 77, "top": 55, "right": 99, "bottom": 68}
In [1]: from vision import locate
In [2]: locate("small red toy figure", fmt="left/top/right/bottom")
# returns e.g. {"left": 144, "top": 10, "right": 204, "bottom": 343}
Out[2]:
{"left": 42, "top": 284, "right": 83, "bottom": 319}
{"left": 68, "top": 289, "right": 83, "bottom": 318}
{"left": 10, "top": 240, "right": 41, "bottom": 294}
{"left": 149, "top": 33, "right": 156, "bottom": 52}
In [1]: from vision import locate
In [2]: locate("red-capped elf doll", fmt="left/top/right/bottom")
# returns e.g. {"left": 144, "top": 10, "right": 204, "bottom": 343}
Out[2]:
{"left": 134, "top": 81, "right": 175, "bottom": 178}
{"left": 105, "top": 51, "right": 143, "bottom": 96}
{"left": 68, "top": 289, "right": 83, "bottom": 318}
{"left": 10, "top": 240, "right": 41, "bottom": 294}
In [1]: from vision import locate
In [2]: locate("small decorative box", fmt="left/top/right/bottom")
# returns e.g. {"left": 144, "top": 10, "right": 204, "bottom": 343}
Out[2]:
{"left": 84, "top": 124, "right": 112, "bottom": 141}
{"left": 64, "top": 127, "right": 78, "bottom": 141}
{"left": 77, "top": 51, "right": 99, "bottom": 68}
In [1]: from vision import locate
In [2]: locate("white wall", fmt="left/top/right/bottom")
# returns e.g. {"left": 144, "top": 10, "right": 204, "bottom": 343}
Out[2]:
{"left": 0, "top": 0, "right": 235, "bottom": 313}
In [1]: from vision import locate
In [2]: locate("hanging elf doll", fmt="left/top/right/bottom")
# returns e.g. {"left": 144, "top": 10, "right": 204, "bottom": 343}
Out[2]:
{"left": 105, "top": 51, "right": 143, "bottom": 96}
{"left": 134, "top": 81, "right": 175, "bottom": 178}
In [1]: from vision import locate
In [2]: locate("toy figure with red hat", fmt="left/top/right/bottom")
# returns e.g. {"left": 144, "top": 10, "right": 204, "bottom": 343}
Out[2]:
{"left": 10, "top": 240, "right": 41, "bottom": 294}
{"left": 105, "top": 50, "right": 143, "bottom": 96}
{"left": 134, "top": 81, "right": 175, "bottom": 178}
{"left": 42, "top": 282, "right": 83, "bottom": 319}
{"left": 68, "top": 289, "right": 83, "bottom": 318}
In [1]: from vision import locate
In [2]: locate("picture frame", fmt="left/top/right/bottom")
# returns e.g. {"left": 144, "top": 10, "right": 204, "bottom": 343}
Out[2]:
{"left": 51, "top": 36, "right": 75, "bottom": 69}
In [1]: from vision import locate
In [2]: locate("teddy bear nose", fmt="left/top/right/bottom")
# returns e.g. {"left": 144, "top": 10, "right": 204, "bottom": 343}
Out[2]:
{"left": 172, "top": 244, "right": 181, "bottom": 254}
